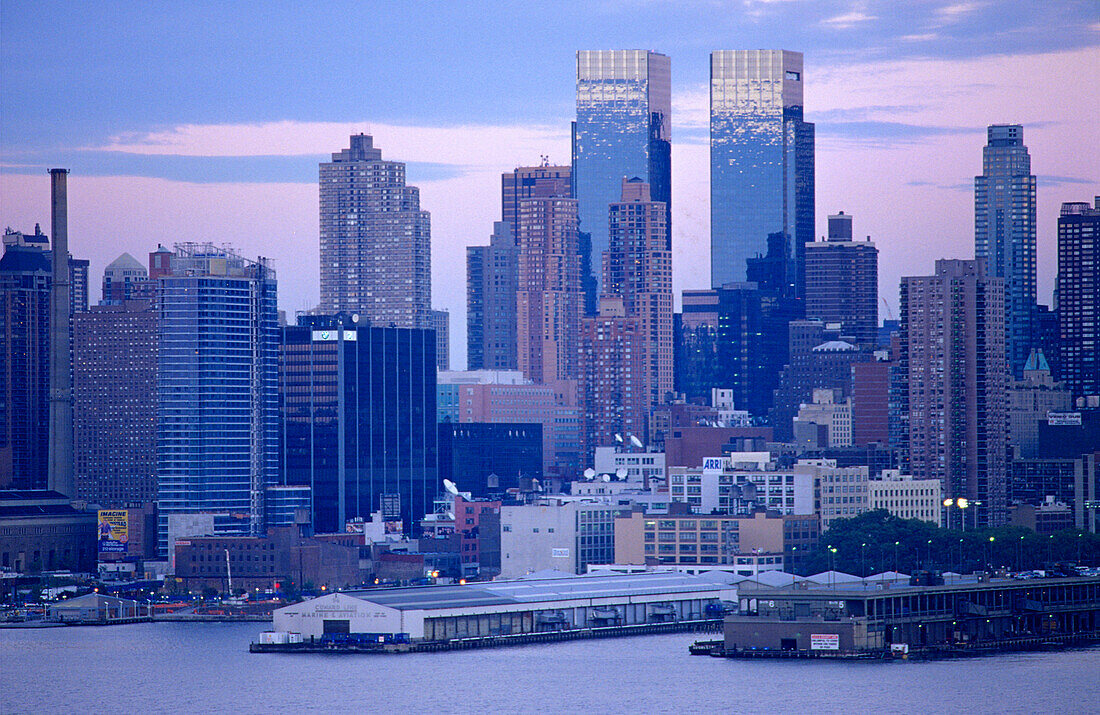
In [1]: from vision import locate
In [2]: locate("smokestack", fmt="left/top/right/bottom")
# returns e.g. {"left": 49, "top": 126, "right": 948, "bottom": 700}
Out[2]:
{"left": 48, "top": 168, "right": 74, "bottom": 497}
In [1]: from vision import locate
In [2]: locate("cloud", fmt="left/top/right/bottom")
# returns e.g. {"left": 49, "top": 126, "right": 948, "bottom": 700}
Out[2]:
{"left": 900, "top": 33, "right": 939, "bottom": 42}
{"left": 934, "top": 2, "right": 987, "bottom": 24}
{"left": 821, "top": 11, "right": 877, "bottom": 29}
{"left": 95, "top": 121, "right": 572, "bottom": 170}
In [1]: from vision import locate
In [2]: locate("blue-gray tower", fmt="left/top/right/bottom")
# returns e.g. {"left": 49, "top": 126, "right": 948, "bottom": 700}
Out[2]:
{"left": 710, "top": 50, "right": 814, "bottom": 298}
{"left": 155, "top": 243, "right": 279, "bottom": 554}
{"left": 574, "top": 50, "right": 671, "bottom": 309}
{"left": 975, "top": 124, "right": 1036, "bottom": 379}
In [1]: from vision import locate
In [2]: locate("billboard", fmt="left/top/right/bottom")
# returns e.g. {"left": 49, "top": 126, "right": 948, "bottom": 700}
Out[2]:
{"left": 1046, "top": 411, "right": 1082, "bottom": 426}
{"left": 810, "top": 633, "right": 840, "bottom": 651}
{"left": 97, "top": 510, "right": 129, "bottom": 553}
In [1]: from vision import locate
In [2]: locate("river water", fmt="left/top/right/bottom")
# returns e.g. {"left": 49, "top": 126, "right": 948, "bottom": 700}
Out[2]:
{"left": 3, "top": 623, "right": 1098, "bottom": 713}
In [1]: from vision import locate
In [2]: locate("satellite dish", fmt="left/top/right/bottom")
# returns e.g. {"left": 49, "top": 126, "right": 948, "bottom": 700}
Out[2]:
{"left": 443, "top": 479, "right": 459, "bottom": 496}
{"left": 614, "top": 433, "right": 624, "bottom": 443}
{"left": 446, "top": 512, "right": 454, "bottom": 520}
{"left": 602, "top": 475, "right": 611, "bottom": 482}
{"left": 615, "top": 468, "right": 628, "bottom": 480}
{"left": 583, "top": 468, "right": 596, "bottom": 479}
{"left": 629, "top": 435, "right": 643, "bottom": 448}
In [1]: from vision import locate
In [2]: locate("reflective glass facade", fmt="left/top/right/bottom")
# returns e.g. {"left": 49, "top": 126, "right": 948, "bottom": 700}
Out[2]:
{"left": 156, "top": 244, "right": 279, "bottom": 554}
{"left": 280, "top": 317, "right": 437, "bottom": 535}
{"left": 975, "top": 124, "right": 1037, "bottom": 378}
{"left": 575, "top": 50, "right": 671, "bottom": 301}
{"left": 710, "top": 50, "right": 814, "bottom": 296}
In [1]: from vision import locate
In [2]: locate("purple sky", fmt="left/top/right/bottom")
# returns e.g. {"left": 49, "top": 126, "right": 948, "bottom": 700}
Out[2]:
{"left": 2, "top": 2, "right": 1098, "bottom": 366}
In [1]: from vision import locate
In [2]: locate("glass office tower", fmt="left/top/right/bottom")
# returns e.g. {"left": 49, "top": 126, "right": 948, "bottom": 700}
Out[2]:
{"left": 711, "top": 50, "right": 814, "bottom": 297}
{"left": 574, "top": 50, "right": 671, "bottom": 303}
{"left": 156, "top": 243, "right": 279, "bottom": 554}
{"left": 280, "top": 315, "right": 438, "bottom": 535}
{"left": 975, "top": 124, "right": 1037, "bottom": 379}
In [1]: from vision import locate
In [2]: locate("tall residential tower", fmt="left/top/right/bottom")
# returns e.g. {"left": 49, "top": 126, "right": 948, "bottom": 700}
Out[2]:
{"left": 1057, "top": 198, "right": 1100, "bottom": 399}
{"left": 319, "top": 134, "right": 430, "bottom": 328}
{"left": 975, "top": 124, "right": 1037, "bottom": 378}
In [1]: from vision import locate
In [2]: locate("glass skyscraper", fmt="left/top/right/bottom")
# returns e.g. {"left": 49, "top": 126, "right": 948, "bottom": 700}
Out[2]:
{"left": 975, "top": 124, "right": 1037, "bottom": 379}
{"left": 280, "top": 315, "right": 438, "bottom": 535}
{"left": 574, "top": 50, "right": 671, "bottom": 303}
{"left": 156, "top": 243, "right": 279, "bottom": 554}
{"left": 710, "top": 50, "right": 814, "bottom": 297}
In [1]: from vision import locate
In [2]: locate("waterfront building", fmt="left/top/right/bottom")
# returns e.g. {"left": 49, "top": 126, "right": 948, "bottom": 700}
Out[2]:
{"left": 723, "top": 573, "right": 1100, "bottom": 655}
{"left": 710, "top": 49, "right": 814, "bottom": 295}
{"left": 1057, "top": 198, "right": 1100, "bottom": 399}
{"left": 280, "top": 314, "right": 437, "bottom": 535}
{"left": 613, "top": 509, "right": 820, "bottom": 574}
{"left": 500, "top": 498, "right": 630, "bottom": 577}
{"left": 428, "top": 309, "right": 450, "bottom": 371}
{"left": 899, "top": 259, "right": 1008, "bottom": 527}
{"left": 0, "top": 489, "right": 97, "bottom": 573}
{"left": 437, "top": 422, "right": 542, "bottom": 498}
{"left": 319, "top": 134, "right": 431, "bottom": 328}
{"left": 975, "top": 124, "right": 1037, "bottom": 378}
{"left": 867, "top": 470, "right": 942, "bottom": 526}
{"left": 0, "top": 228, "right": 51, "bottom": 489}
{"left": 156, "top": 243, "right": 279, "bottom": 552}
{"left": 466, "top": 221, "right": 518, "bottom": 371}
{"left": 574, "top": 50, "right": 671, "bottom": 301}
{"left": 272, "top": 571, "right": 736, "bottom": 642}
{"left": 804, "top": 212, "right": 878, "bottom": 346}
{"left": 515, "top": 189, "right": 583, "bottom": 384}
{"left": 73, "top": 300, "right": 157, "bottom": 507}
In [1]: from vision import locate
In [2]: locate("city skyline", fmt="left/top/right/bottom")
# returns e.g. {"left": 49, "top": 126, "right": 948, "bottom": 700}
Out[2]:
{"left": 2, "top": 3, "right": 1098, "bottom": 369}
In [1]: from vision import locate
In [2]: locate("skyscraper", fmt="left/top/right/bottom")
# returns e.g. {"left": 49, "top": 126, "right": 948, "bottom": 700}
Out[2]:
{"left": 467, "top": 221, "right": 518, "bottom": 371}
{"left": 156, "top": 243, "right": 279, "bottom": 552}
{"left": 975, "top": 124, "right": 1037, "bottom": 379}
{"left": 710, "top": 50, "right": 814, "bottom": 296}
{"left": 899, "top": 260, "right": 1008, "bottom": 527}
{"left": 515, "top": 190, "right": 583, "bottom": 384}
{"left": 604, "top": 177, "right": 672, "bottom": 409}
{"left": 100, "top": 252, "right": 153, "bottom": 304}
{"left": 428, "top": 309, "right": 450, "bottom": 371}
{"left": 280, "top": 315, "right": 437, "bottom": 534}
{"left": 319, "top": 134, "right": 431, "bottom": 328}
{"left": 0, "top": 227, "right": 51, "bottom": 489}
{"left": 74, "top": 298, "right": 157, "bottom": 506}
{"left": 1057, "top": 198, "right": 1100, "bottom": 399}
{"left": 805, "top": 211, "right": 878, "bottom": 346}
{"left": 581, "top": 297, "right": 648, "bottom": 455}
{"left": 574, "top": 50, "right": 671, "bottom": 302}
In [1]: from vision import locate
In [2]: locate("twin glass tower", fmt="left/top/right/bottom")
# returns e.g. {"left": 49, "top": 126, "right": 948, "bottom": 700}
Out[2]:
{"left": 574, "top": 49, "right": 814, "bottom": 299}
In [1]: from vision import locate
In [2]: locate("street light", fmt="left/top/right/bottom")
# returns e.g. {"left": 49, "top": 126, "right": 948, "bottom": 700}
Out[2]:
{"left": 894, "top": 541, "right": 900, "bottom": 573}
{"left": 988, "top": 536, "right": 995, "bottom": 570}
{"left": 861, "top": 542, "right": 868, "bottom": 577}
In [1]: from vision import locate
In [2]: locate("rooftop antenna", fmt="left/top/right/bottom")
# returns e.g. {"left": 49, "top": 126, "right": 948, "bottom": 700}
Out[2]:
{"left": 540, "top": 154, "right": 550, "bottom": 167}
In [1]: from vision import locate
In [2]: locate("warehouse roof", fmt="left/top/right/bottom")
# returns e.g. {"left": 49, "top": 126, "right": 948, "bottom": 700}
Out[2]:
{"left": 344, "top": 571, "right": 736, "bottom": 612}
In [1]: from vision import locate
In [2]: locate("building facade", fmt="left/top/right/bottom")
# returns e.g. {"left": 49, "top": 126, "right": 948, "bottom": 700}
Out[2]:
{"left": 319, "top": 134, "right": 430, "bottom": 328}
{"left": 574, "top": 49, "right": 671, "bottom": 301}
{"left": 1057, "top": 198, "right": 1100, "bottom": 399}
{"left": 73, "top": 300, "right": 158, "bottom": 506}
{"left": 515, "top": 192, "right": 583, "bottom": 384}
{"left": 975, "top": 124, "right": 1037, "bottom": 378}
{"left": 280, "top": 316, "right": 438, "bottom": 535}
{"left": 0, "top": 229, "right": 51, "bottom": 489}
{"left": 868, "top": 471, "right": 944, "bottom": 524}
{"left": 156, "top": 244, "right": 279, "bottom": 552}
{"left": 428, "top": 309, "right": 449, "bottom": 371}
{"left": 805, "top": 211, "right": 878, "bottom": 346}
{"left": 466, "top": 221, "right": 518, "bottom": 371}
{"left": 899, "top": 259, "right": 1008, "bottom": 527}
{"left": 437, "top": 422, "right": 542, "bottom": 498}
{"left": 710, "top": 49, "right": 814, "bottom": 295}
